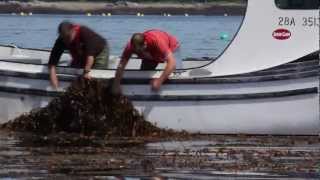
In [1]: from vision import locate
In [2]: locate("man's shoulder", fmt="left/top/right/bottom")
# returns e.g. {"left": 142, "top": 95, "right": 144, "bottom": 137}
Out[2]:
{"left": 54, "top": 37, "right": 65, "bottom": 47}
{"left": 79, "top": 26, "right": 105, "bottom": 42}
{"left": 144, "top": 30, "right": 163, "bottom": 42}
{"left": 144, "top": 29, "right": 174, "bottom": 41}
{"left": 79, "top": 25, "right": 92, "bottom": 33}
{"left": 144, "top": 29, "right": 163, "bottom": 36}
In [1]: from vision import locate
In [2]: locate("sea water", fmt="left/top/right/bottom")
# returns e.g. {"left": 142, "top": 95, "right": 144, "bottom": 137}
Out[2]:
{"left": 0, "top": 14, "right": 242, "bottom": 59}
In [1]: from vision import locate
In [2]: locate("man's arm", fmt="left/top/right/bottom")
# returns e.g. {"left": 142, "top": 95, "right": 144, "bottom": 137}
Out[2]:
{"left": 112, "top": 43, "right": 133, "bottom": 94}
{"left": 49, "top": 65, "right": 59, "bottom": 89}
{"left": 151, "top": 51, "right": 176, "bottom": 91}
{"left": 112, "top": 57, "right": 130, "bottom": 94}
{"left": 48, "top": 37, "right": 65, "bottom": 89}
{"left": 83, "top": 55, "right": 95, "bottom": 79}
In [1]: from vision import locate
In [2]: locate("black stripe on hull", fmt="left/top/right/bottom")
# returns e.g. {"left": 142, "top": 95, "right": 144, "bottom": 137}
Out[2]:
{"left": 0, "top": 69, "right": 318, "bottom": 85}
{"left": 0, "top": 86, "right": 317, "bottom": 101}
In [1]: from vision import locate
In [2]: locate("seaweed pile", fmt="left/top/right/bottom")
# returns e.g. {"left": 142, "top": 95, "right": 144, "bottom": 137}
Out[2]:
{"left": 1, "top": 78, "right": 161, "bottom": 139}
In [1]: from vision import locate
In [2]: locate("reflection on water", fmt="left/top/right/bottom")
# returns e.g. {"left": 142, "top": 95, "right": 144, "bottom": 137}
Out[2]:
{"left": 1, "top": 131, "right": 319, "bottom": 179}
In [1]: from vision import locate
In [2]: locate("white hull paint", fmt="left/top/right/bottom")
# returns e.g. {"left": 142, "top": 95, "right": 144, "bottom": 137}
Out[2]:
{"left": 133, "top": 94, "right": 318, "bottom": 134}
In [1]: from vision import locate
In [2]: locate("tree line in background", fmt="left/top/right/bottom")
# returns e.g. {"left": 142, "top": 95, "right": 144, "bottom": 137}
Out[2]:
{"left": 9, "top": 0, "right": 243, "bottom": 3}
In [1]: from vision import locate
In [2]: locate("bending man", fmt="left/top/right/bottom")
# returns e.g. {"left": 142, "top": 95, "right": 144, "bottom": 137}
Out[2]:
{"left": 48, "top": 21, "right": 109, "bottom": 89}
{"left": 113, "top": 29, "right": 179, "bottom": 93}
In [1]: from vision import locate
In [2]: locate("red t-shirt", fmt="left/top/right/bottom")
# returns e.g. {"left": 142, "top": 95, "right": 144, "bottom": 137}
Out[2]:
{"left": 122, "top": 29, "right": 179, "bottom": 63}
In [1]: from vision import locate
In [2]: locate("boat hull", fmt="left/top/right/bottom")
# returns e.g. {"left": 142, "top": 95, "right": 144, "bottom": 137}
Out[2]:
{"left": 0, "top": 87, "right": 318, "bottom": 135}
{"left": 0, "top": 69, "right": 318, "bottom": 135}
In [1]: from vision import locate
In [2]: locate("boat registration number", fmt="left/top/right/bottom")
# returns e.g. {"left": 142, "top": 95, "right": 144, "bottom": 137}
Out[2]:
{"left": 278, "top": 17, "right": 319, "bottom": 27}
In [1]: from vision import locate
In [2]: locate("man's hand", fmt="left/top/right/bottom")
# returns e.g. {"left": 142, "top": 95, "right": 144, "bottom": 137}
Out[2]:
{"left": 84, "top": 56, "right": 94, "bottom": 80}
{"left": 151, "top": 78, "right": 163, "bottom": 92}
{"left": 111, "top": 82, "right": 122, "bottom": 95}
{"left": 83, "top": 71, "right": 91, "bottom": 80}
{"left": 150, "top": 52, "right": 176, "bottom": 92}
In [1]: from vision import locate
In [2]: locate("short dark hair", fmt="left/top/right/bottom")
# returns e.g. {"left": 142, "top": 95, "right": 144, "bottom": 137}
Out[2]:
{"left": 58, "top": 21, "right": 73, "bottom": 35}
{"left": 131, "top": 33, "right": 144, "bottom": 47}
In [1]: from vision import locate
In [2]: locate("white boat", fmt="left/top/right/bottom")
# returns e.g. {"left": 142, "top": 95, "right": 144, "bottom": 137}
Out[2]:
{"left": 0, "top": 0, "right": 319, "bottom": 135}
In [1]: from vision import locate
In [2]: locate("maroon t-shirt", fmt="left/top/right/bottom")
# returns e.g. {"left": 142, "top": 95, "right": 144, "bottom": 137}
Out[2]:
{"left": 48, "top": 25, "right": 107, "bottom": 67}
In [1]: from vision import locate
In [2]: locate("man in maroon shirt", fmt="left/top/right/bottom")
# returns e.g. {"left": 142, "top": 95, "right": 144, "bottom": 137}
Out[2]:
{"left": 113, "top": 29, "right": 180, "bottom": 93}
{"left": 48, "top": 21, "right": 109, "bottom": 89}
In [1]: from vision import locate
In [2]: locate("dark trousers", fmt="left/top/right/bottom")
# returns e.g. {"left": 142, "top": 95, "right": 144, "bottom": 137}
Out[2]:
{"left": 70, "top": 46, "right": 109, "bottom": 69}
{"left": 140, "top": 60, "right": 159, "bottom": 70}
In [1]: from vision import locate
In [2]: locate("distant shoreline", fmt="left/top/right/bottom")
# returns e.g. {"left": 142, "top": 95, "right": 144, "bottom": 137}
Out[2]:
{"left": 0, "top": 1, "right": 246, "bottom": 15}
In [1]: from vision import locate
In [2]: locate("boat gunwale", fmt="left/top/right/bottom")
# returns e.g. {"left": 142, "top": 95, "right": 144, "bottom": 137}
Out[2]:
{"left": 0, "top": 66, "right": 318, "bottom": 84}
{"left": 0, "top": 56, "right": 317, "bottom": 70}
{"left": 0, "top": 60, "right": 319, "bottom": 84}
{"left": 218, "top": 64, "right": 319, "bottom": 77}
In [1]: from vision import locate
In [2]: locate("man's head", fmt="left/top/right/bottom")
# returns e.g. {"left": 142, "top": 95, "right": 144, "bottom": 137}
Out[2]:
{"left": 131, "top": 33, "right": 146, "bottom": 53}
{"left": 58, "top": 21, "right": 75, "bottom": 45}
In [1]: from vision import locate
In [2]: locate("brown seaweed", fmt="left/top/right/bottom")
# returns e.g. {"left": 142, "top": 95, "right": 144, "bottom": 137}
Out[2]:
{"left": 1, "top": 78, "right": 161, "bottom": 138}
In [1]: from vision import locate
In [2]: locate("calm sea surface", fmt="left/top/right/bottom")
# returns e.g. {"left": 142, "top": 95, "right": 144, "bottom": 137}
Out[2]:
{"left": 0, "top": 14, "right": 242, "bottom": 59}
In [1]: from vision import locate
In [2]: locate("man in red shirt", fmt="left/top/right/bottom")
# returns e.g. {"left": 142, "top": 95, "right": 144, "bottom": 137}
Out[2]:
{"left": 113, "top": 29, "right": 179, "bottom": 92}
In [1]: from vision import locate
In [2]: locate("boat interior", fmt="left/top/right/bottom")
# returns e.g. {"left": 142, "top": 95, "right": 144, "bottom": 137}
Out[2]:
{"left": 0, "top": 44, "right": 214, "bottom": 70}
{"left": 0, "top": 44, "right": 318, "bottom": 72}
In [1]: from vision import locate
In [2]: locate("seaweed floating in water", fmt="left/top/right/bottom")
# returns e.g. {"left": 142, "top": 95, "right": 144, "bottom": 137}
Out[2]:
{"left": 1, "top": 78, "right": 161, "bottom": 138}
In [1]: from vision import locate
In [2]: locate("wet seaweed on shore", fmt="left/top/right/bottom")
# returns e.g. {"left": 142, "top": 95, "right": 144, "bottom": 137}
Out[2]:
{"left": 1, "top": 78, "right": 161, "bottom": 138}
